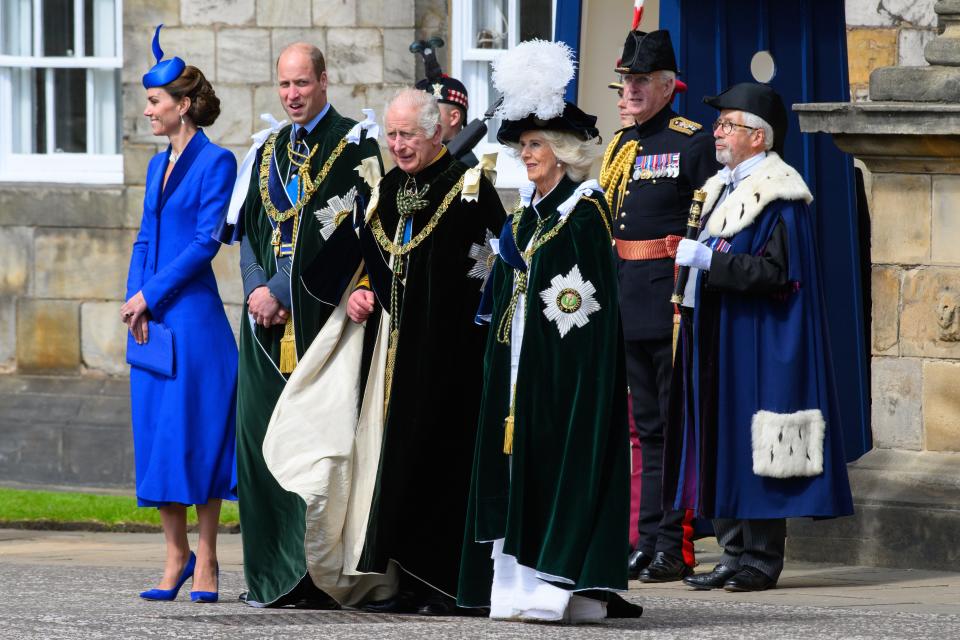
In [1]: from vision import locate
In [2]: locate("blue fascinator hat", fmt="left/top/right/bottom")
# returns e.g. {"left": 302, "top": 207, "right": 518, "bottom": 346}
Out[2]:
{"left": 142, "top": 24, "right": 185, "bottom": 89}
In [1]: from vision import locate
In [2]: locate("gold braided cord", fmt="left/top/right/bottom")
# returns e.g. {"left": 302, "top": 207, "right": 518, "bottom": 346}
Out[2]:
{"left": 599, "top": 135, "right": 638, "bottom": 214}
{"left": 370, "top": 175, "right": 465, "bottom": 257}
{"left": 581, "top": 196, "right": 614, "bottom": 242}
{"left": 599, "top": 130, "right": 625, "bottom": 188}
{"left": 258, "top": 133, "right": 349, "bottom": 224}
{"left": 496, "top": 270, "right": 528, "bottom": 345}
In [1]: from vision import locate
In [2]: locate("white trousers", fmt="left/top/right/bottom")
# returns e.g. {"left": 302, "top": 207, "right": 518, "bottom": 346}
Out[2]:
{"left": 489, "top": 539, "right": 607, "bottom": 623}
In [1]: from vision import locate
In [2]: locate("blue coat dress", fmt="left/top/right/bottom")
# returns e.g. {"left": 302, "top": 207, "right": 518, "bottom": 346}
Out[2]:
{"left": 125, "top": 130, "right": 239, "bottom": 508}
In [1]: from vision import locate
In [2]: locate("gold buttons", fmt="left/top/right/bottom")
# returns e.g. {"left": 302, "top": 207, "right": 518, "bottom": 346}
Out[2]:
{"left": 621, "top": 212, "right": 627, "bottom": 218}
{"left": 624, "top": 190, "right": 630, "bottom": 196}
{"left": 619, "top": 224, "right": 625, "bottom": 230}
{"left": 652, "top": 179, "right": 657, "bottom": 184}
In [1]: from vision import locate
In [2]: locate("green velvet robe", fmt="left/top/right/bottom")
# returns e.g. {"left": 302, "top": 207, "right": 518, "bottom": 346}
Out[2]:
{"left": 236, "top": 107, "right": 381, "bottom": 605}
{"left": 458, "top": 177, "right": 631, "bottom": 607}
{"left": 355, "top": 150, "right": 506, "bottom": 597}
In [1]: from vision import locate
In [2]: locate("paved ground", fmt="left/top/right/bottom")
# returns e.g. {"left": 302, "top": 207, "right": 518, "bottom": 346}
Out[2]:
{"left": 1, "top": 529, "right": 958, "bottom": 639}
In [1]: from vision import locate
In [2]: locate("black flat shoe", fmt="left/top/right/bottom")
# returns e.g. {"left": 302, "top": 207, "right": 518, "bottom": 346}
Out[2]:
{"left": 605, "top": 593, "right": 644, "bottom": 618}
{"left": 360, "top": 591, "right": 419, "bottom": 614}
{"left": 417, "top": 593, "right": 457, "bottom": 616}
{"left": 723, "top": 566, "right": 777, "bottom": 592}
{"left": 682, "top": 564, "right": 738, "bottom": 590}
{"left": 627, "top": 549, "right": 652, "bottom": 580}
{"left": 638, "top": 552, "right": 692, "bottom": 583}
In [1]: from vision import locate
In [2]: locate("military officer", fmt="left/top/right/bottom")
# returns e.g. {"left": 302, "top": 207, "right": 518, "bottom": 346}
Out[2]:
{"left": 599, "top": 29, "right": 719, "bottom": 583}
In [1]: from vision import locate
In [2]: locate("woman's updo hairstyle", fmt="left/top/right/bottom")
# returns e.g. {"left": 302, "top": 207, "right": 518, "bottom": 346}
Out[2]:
{"left": 163, "top": 66, "right": 221, "bottom": 127}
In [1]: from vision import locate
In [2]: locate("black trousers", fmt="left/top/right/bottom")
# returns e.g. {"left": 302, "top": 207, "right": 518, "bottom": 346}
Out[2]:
{"left": 625, "top": 337, "right": 685, "bottom": 559}
{"left": 714, "top": 518, "right": 786, "bottom": 580}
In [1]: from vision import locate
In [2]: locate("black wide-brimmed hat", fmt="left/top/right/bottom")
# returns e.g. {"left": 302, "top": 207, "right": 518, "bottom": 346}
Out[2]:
{"left": 415, "top": 76, "right": 469, "bottom": 112}
{"left": 615, "top": 30, "right": 678, "bottom": 75}
{"left": 496, "top": 101, "right": 600, "bottom": 144}
{"left": 703, "top": 82, "right": 788, "bottom": 155}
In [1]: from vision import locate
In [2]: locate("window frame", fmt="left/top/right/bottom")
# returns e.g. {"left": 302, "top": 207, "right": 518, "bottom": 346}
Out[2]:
{"left": 0, "top": 0, "right": 123, "bottom": 184}
{"left": 451, "top": 0, "right": 556, "bottom": 189}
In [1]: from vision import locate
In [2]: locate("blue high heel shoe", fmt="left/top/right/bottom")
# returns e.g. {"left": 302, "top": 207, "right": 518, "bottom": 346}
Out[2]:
{"left": 190, "top": 564, "right": 219, "bottom": 603}
{"left": 140, "top": 552, "right": 196, "bottom": 601}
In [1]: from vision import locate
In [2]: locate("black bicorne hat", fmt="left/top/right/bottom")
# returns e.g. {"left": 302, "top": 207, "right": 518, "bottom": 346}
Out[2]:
{"left": 415, "top": 76, "right": 469, "bottom": 112}
{"left": 703, "top": 82, "right": 788, "bottom": 156}
{"left": 615, "top": 30, "right": 677, "bottom": 75}
{"left": 496, "top": 101, "right": 600, "bottom": 144}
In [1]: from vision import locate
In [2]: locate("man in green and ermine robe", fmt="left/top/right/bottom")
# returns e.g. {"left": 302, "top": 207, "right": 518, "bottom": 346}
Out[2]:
{"left": 229, "top": 43, "right": 380, "bottom": 607}
{"left": 346, "top": 89, "right": 506, "bottom": 615}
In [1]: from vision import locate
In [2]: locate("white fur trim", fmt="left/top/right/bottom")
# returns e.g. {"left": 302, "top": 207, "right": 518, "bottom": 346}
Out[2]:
{"left": 751, "top": 409, "right": 825, "bottom": 478}
{"left": 702, "top": 152, "right": 813, "bottom": 239}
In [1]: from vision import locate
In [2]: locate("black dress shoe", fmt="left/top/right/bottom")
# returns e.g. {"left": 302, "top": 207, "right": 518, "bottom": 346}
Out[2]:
{"left": 605, "top": 593, "right": 644, "bottom": 618}
{"left": 723, "top": 566, "right": 777, "bottom": 592}
{"left": 638, "top": 552, "right": 693, "bottom": 583}
{"left": 682, "top": 564, "right": 738, "bottom": 590}
{"left": 627, "top": 549, "right": 652, "bottom": 580}
{"left": 360, "top": 591, "right": 419, "bottom": 614}
{"left": 417, "top": 593, "right": 457, "bottom": 616}
{"left": 290, "top": 596, "right": 341, "bottom": 610}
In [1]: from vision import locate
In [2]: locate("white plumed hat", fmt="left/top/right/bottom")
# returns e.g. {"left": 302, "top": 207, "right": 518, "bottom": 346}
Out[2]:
{"left": 492, "top": 39, "right": 575, "bottom": 121}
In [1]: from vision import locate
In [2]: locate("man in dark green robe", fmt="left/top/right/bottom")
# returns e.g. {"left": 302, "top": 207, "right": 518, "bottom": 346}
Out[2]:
{"left": 346, "top": 88, "right": 505, "bottom": 615}
{"left": 232, "top": 43, "right": 380, "bottom": 607}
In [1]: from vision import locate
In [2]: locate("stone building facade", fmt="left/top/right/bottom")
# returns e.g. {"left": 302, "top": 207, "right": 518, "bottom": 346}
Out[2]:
{"left": 846, "top": 0, "right": 939, "bottom": 99}
{"left": 0, "top": 0, "right": 932, "bottom": 378}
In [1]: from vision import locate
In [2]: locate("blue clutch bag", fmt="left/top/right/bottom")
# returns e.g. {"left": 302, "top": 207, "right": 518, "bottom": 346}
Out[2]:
{"left": 126, "top": 321, "right": 175, "bottom": 378}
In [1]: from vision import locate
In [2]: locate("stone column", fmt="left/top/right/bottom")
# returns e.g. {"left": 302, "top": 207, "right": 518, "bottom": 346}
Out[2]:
{"left": 792, "top": 1, "right": 960, "bottom": 570}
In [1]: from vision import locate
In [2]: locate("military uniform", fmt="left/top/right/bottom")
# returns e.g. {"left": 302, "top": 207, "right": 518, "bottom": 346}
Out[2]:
{"left": 599, "top": 103, "right": 718, "bottom": 570}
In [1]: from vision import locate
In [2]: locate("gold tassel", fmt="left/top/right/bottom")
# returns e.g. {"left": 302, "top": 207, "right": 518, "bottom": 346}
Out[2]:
{"left": 672, "top": 312, "right": 681, "bottom": 356}
{"left": 503, "top": 384, "right": 517, "bottom": 455}
{"left": 384, "top": 328, "right": 399, "bottom": 413}
{"left": 502, "top": 413, "right": 515, "bottom": 455}
{"left": 279, "top": 320, "right": 296, "bottom": 373}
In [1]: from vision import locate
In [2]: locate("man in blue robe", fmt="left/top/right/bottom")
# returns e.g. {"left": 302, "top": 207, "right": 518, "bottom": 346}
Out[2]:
{"left": 667, "top": 83, "right": 854, "bottom": 592}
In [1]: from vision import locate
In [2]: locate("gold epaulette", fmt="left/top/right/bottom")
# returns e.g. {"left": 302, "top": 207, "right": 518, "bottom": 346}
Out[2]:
{"left": 669, "top": 116, "right": 702, "bottom": 136}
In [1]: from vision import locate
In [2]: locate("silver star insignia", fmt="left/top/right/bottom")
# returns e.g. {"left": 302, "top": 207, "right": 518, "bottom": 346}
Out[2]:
{"left": 315, "top": 186, "right": 358, "bottom": 240}
{"left": 467, "top": 230, "right": 496, "bottom": 291}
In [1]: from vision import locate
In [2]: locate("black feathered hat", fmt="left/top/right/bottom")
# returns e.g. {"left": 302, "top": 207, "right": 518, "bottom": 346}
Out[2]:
{"left": 703, "top": 82, "right": 788, "bottom": 156}
{"left": 496, "top": 102, "right": 600, "bottom": 144}
{"left": 615, "top": 30, "right": 677, "bottom": 75}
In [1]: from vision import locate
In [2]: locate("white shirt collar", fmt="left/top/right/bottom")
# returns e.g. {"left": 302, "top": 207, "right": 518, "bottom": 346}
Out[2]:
{"left": 718, "top": 151, "right": 767, "bottom": 190}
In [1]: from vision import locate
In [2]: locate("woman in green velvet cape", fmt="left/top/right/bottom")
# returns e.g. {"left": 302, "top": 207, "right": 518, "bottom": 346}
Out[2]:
{"left": 457, "top": 96, "right": 631, "bottom": 622}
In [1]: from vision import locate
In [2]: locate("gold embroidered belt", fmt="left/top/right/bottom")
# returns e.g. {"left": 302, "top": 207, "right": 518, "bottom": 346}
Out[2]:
{"left": 615, "top": 235, "right": 682, "bottom": 261}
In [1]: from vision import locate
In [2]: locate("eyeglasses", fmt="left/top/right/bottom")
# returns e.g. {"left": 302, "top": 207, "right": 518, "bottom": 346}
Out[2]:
{"left": 712, "top": 119, "right": 758, "bottom": 135}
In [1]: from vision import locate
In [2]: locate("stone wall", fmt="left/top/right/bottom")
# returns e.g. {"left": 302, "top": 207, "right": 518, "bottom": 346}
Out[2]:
{"left": 870, "top": 172, "right": 960, "bottom": 453}
{"left": 0, "top": 0, "right": 423, "bottom": 376}
{"left": 845, "top": 0, "right": 939, "bottom": 100}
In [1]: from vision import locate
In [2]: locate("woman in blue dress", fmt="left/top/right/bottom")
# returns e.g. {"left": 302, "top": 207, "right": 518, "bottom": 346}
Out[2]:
{"left": 121, "top": 27, "right": 238, "bottom": 603}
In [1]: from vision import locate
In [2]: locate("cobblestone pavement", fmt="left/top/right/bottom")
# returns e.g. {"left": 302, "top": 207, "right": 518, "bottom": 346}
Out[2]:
{"left": 1, "top": 529, "right": 958, "bottom": 640}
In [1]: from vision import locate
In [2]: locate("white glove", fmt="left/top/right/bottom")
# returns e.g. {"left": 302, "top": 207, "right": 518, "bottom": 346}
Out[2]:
{"left": 675, "top": 238, "right": 713, "bottom": 271}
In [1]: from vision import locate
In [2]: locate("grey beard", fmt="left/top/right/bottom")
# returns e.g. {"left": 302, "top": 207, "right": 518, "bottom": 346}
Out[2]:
{"left": 716, "top": 147, "right": 733, "bottom": 166}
